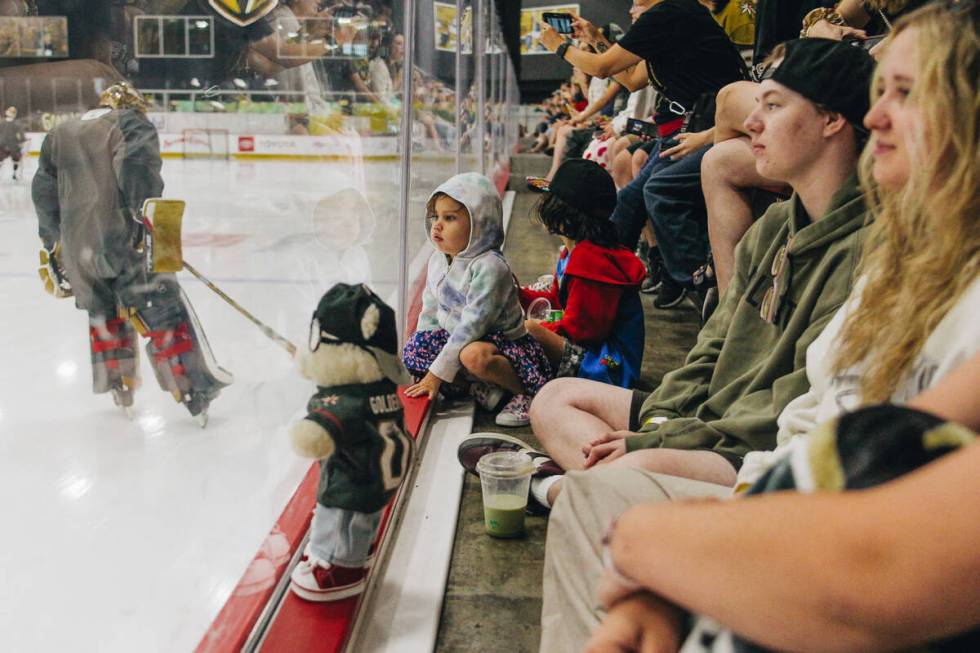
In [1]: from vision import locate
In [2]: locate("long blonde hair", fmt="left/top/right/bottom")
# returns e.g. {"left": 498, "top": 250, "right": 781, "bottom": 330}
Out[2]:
{"left": 834, "top": 2, "right": 980, "bottom": 403}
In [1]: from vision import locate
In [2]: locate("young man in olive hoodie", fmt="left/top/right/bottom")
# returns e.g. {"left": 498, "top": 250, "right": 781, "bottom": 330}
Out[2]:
{"left": 530, "top": 38, "right": 877, "bottom": 650}
{"left": 460, "top": 40, "right": 874, "bottom": 511}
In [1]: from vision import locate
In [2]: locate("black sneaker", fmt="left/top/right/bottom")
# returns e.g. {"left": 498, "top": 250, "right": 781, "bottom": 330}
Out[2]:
{"left": 640, "top": 249, "right": 664, "bottom": 295}
{"left": 653, "top": 278, "right": 687, "bottom": 309}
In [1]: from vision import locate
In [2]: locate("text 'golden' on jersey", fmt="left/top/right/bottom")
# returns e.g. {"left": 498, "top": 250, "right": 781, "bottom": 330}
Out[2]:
{"left": 369, "top": 393, "right": 401, "bottom": 416}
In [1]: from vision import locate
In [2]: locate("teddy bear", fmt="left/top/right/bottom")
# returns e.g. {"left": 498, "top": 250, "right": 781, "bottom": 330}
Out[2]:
{"left": 289, "top": 282, "right": 414, "bottom": 602}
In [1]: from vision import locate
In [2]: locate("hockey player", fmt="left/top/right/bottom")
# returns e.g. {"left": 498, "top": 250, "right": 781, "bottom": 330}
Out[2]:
{"left": 31, "top": 82, "right": 231, "bottom": 425}
{"left": 0, "top": 106, "right": 27, "bottom": 180}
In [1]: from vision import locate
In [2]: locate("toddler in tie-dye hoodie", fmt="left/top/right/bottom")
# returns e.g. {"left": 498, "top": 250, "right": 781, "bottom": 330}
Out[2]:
{"left": 402, "top": 173, "right": 552, "bottom": 427}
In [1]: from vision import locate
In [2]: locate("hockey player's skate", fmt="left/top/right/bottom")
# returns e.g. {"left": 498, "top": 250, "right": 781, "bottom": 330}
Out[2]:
{"left": 89, "top": 315, "right": 141, "bottom": 418}
{"left": 111, "top": 383, "right": 135, "bottom": 420}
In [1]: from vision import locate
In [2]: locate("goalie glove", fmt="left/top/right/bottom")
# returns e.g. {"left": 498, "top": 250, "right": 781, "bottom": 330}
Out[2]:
{"left": 38, "top": 244, "right": 73, "bottom": 298}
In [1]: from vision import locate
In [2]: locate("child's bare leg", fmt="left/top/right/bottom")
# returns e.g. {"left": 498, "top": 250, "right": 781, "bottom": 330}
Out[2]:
{"left": 525, "top": 319, "right": 565, "bottom": 370}
{"left": 459, "top": 342, "right": 524, "bottom": 395}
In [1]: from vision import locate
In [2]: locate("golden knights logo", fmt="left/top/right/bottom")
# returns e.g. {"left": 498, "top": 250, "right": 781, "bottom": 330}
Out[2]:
{"left": 208, "top": 0, "right": 278, "bottom": 27}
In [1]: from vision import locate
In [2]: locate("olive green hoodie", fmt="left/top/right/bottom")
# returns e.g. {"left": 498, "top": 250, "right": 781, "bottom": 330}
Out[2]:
{"left": 629, "top": 174, "right": 869, "bottom": 466}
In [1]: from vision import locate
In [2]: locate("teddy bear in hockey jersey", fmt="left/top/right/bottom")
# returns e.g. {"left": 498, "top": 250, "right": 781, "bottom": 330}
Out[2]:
{"left": 289, "top": 282, "right": 414, "bottom": 602}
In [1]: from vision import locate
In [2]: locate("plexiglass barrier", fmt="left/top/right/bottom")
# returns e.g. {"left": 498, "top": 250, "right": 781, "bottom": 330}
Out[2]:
{"left": 0, "top": 1, "right": 518, "bottom": 651}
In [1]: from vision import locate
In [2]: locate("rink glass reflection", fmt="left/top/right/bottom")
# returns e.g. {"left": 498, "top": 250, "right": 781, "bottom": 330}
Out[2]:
{"left": 0, "top": 0, "right": 517, "bottom": 651}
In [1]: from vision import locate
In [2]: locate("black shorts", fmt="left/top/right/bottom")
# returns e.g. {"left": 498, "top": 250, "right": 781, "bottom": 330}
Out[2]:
{"left": 625, "top": 139, "right": 658, "bottom": 156}
{"left": 628, "top": 389, "right": 651, "bottom": 431}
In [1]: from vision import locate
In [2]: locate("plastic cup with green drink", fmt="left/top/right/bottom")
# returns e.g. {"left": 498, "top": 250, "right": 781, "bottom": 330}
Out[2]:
{"left": 476, "top": 451, "right": 534, "bottom": 538}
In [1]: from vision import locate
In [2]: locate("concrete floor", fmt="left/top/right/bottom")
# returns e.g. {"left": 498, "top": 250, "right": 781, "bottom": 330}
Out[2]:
{"left": 433, "top": 155, "right": 702, "bottom": 652}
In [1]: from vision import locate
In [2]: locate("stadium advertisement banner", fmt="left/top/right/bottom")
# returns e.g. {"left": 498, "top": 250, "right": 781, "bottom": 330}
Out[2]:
{"left": 433, "top": 2, "right": 472, "bottom": 53}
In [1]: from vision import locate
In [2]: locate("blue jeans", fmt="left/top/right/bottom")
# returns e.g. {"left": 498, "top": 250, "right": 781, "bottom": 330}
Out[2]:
{"left": 610, "top": 136, "right": 679, "bottom": 250}
{"left": 310, "top": 502, "right": 383, "bottom": 567}
{"left": 643, "top": 143, "right": 712, "bottom": 287}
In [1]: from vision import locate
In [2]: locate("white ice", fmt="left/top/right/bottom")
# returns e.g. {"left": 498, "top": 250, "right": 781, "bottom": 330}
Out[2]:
{"left": 0, "top": 155, "right": 409, "bottom": 652}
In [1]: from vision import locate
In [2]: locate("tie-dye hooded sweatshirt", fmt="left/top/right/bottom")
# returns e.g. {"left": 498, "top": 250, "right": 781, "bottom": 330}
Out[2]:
{"left": 417, "top": 173, "right": 526, "bottom": 382}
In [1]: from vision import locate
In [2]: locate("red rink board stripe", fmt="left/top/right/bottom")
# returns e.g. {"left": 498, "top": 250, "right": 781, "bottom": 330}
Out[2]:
{"left": 194, "top": 392, "right": 428, "bottom": 653}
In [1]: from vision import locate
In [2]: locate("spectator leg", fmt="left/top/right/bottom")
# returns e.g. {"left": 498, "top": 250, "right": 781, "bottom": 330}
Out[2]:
{"left": 702, "top": 137, "right": 788, "bottom": 295}
{"left": 545, "top": 123, "right": 575, "bottom": 180}
{"left": 605, "top": 447, "right": 738, "bottom": 486}
{"left": 631, "top": 145, "right": 649, "bottom": 177}
{"left": 529, "top": 378, "right": 633, "bottom": 471}
{"left": 540, "top": 466, "right": 730, "bottom": 652}
{"left": 610, "top": 136, "right": 676, "bottom": 250}
{"left": 643, "top": 144, "right": 713, "bottom": 288}
{"left": 609, "top": 136, "right": 634, "bottom": 188}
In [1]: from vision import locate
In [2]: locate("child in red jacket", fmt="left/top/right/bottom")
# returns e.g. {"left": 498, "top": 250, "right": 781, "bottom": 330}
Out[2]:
{"left": 522, "top": 159, "right": 646, "bottom": 388}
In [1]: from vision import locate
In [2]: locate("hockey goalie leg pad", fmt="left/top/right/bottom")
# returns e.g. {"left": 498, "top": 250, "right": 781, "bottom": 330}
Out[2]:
{"left": 137, "top": 282, "right": 233, "bottom": 415}
{"left": 89, "top": 315, "right": 140, "bottom": 394}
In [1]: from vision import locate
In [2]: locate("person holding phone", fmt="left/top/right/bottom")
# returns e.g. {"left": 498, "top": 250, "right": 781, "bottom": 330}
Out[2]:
{"left": 540, "top": 0, "right": 749, "bottom": 307}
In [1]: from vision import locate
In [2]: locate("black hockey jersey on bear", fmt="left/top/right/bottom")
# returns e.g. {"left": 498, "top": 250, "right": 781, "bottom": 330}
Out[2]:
{"left": 308, "top": 380, "right": 413, "bottom": 513}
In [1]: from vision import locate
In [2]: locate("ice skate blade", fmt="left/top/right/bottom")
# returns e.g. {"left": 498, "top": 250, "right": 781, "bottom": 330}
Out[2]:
{"left": 195, "top": 411, "right": 209, "bottom": 428}
{"left": 123, "top": 406, "right": 134, "bottom": 420}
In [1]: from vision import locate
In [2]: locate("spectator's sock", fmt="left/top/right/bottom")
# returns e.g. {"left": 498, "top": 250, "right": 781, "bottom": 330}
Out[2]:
{"left": 530, "top": 475, "right": 562, "bottom": 508}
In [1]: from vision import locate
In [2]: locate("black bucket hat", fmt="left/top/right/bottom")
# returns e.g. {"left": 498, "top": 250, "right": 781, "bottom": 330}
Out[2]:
{"left": 310, "top": 283, "right": 412, "bottom": 385}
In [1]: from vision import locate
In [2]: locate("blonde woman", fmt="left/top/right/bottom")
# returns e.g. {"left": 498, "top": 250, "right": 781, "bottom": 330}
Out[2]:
{"left": 578, "top": 4, "right": 980, "bottom": 651}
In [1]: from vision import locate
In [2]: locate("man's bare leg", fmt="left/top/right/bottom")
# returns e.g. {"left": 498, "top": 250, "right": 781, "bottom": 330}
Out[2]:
{"left": 701, "top": 137, "right": 787, "bottom": 295}
{"left": 529, "top": 378, "right": 634, "bottom": 471}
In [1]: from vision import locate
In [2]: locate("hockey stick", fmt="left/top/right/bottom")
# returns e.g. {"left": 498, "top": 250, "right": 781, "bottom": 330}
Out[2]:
{"left": 182, "top": 262, "right": 297, "bottom": 356}
{"left": 142, "top": 198, "right": 297, "bottom": 357}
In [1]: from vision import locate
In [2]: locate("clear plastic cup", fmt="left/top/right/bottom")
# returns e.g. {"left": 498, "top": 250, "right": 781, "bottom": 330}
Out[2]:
{"left": 530, "top": 274, "right": 555, "bottom": 292}
{"left": 476, "top": 451, "right": 534, "bottom": 538}
{"left": 526, "top": 296, "right": 552, "bottom": 321}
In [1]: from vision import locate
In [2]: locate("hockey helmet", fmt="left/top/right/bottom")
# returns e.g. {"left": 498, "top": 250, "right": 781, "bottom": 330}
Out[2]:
{"left": 99, "top": 82, "right": 148, "bottom": 112}
{"left": 4, "top": 106, "right": 16, "bottom": 120}
{"left": 208, "top": 0, "right": 278, "bottom": 27}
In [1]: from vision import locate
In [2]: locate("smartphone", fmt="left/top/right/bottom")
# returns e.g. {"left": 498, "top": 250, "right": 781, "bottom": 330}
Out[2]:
{"left": 543, "top": 12, "right": 574, "bottom": 35}
{"left": 860, "top": 35, "right": 886, "bottom": 50}
{"left": 625, "top": 118, "right": 658, "bottom": 138}
{"left": 848, "top": 34, "right": 886, "bottom": 50}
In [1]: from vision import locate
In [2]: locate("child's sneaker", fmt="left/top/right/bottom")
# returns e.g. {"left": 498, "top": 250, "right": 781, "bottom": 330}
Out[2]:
{"left": 495, "top": 394, "right": 531, "bottom": 427}
{"left": 300, "top": 542, "right": 377, "bottom": 568}
{"left": 290, "top": 557, "right": 368, "bottom": 602}
{"left": 525, "top": 176, "right": 550, "bottom": 192}
{"left": 472, "top": 381, "right": 506, "bottom": 411}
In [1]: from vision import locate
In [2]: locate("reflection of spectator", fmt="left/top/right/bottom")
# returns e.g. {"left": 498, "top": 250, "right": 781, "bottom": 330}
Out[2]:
{"left": 268, "top": 0, "right": 329, "bottom": 115}
{"left": 0, "top": 106, "right": 27, "bottom": 180}
{"left": 0, "top": 17, "right": 17, "bottom": 56}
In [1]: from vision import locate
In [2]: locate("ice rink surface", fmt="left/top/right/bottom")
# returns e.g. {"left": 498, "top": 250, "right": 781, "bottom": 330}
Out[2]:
{"left": 0, "top": 155, "right": 410, "bottom": 652}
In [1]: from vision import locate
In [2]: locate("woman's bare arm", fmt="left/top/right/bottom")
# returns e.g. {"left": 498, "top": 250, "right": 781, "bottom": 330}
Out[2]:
{"left": 608, "top": 353, "right": 980, "bottom": 652}
{"left": 611, "top": 439, "right": 980, "bottom": 652}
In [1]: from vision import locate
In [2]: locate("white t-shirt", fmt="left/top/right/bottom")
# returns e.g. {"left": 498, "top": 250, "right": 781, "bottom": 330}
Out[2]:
{"left": 737, "top": 274, "right": 980, "bottom": 488}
